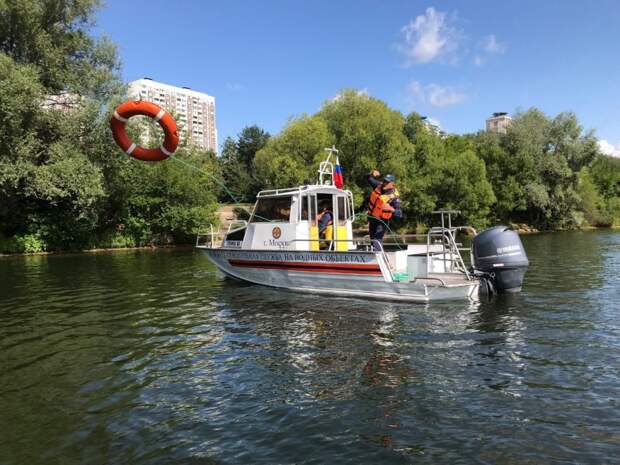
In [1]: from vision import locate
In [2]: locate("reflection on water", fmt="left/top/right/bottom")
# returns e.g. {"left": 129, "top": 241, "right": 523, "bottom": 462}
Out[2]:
{"left": 1, "top": 231, "right": 619, "bottom": 464}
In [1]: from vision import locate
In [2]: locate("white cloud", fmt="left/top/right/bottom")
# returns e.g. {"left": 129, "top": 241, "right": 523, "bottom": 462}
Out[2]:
{"left": 408, "top": 80, "right": 466, "bottom": 107}
{"left": 399, "top": 7, "right": 462, "bottom": 65}
{"left": 426, "top": 117, "right": 441, "bottom": 128}
{"left": 225, "top": 82, "right": 245, "bottom": 91}
{"left": 330, "top": 88, "right": 369, "bottom": 102}
{"left": 472, "top": 35, "right": 506, "bottom": 66}
{"left": 482, "top": 34, "right": 506, "bottom": 54}
{"left": 598, "top": 139, "right": 620, "bottom": 157}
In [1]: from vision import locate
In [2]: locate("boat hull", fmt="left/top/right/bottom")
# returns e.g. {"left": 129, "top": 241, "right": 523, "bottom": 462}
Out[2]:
{"left": 198, "top": 247, "right": 479, "bottom": 303}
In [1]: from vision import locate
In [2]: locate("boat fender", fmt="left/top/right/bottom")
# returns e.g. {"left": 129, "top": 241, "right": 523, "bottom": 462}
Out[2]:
{"left": 110, "top": 100, "right": 179, "bottom": 161}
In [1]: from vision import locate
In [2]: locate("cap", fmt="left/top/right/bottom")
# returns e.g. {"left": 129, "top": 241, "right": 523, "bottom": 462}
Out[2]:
{"left": 383, "top": 174, "right": 395, "bottom": 183}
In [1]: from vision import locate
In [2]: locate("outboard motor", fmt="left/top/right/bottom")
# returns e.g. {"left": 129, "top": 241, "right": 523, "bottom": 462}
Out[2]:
{"left": 472, "top": 226, "right": 529, "bottom": 293}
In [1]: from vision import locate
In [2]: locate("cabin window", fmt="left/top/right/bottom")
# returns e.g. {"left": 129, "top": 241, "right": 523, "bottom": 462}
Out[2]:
{"left": 309, "top": 195, "right": 317, "bottom": 226}
{"left": 346, "top": 193, "right": 354, "bottom": 220}
{"left": 301, "top": 195, "right": 308, "bottom": 221}
{"left": 316, "top": 194, "right": 333, "bottom": 215}
{"left": 337, "top": 196, "right": 346, "bottom": 225}
{"left": 251, "top": 196, "right": 292, "bottom": 222}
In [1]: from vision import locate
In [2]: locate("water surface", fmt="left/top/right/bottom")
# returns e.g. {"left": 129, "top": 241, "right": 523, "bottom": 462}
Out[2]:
{"left": 1, "top": 231, "right": 619, "bottom": 464}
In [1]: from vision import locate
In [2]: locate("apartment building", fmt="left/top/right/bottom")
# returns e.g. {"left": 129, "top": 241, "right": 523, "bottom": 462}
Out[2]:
{"left": 128, "top": 78, "right": 218, "bottom": 152}
{"left": 486, "top": 112, "right": 512, "bottom": 134}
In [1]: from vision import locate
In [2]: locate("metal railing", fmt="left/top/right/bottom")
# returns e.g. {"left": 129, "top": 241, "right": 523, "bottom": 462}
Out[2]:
{"left": 356, "top": 211, "right": 476, "bottom": 281}
{"left": 290, "top": 238, "right": 372, "bottom": 251}
{"left": 226, "top": 220, "right": 247, "bottom": 234}
{"left": 195, "top": 224, "right": 216, "bottom": 248}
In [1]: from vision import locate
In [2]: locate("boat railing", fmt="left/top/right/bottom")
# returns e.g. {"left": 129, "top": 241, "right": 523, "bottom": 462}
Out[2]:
{"left": 256, "top": 186, "right": 306, "bottom": 197}
{"left": 227, "top": 220, "right": 247, "bottom": 234}
{"left": 289, "top": 238, "right": 374, "bottom": 251}
{"left": 359, "top": 222, "right": 473, "bottom": 279}
{"left": 196, "top": 220, "right": 249, "bottom": 249}
{"left": 196, "top": 224, "right": 216, "bottom": 248}
{"left": 426, "top": 227, "right": 471, "bottom": 279}
{"left": 411, "top": 276, "right": 448, "bottom": 286}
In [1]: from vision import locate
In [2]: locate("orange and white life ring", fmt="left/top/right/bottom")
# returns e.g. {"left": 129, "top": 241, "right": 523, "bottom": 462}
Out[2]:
{"left": 110, "top": 100, "right": 179, "bottom": 161}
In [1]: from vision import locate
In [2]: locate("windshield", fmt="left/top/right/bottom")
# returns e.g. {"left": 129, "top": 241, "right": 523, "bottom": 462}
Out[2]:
{"left": 250, "top": 196, "right": 292, "bottom": 222}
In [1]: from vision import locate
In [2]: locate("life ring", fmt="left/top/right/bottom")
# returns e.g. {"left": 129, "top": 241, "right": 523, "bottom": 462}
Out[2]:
{"left": 110, "top": 100, "right": 179, "bottom": 161}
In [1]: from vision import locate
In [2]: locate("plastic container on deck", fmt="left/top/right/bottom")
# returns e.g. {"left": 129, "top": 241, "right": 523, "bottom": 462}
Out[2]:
{"left": 393, "top": 272, "right": 410, "bottom": 282}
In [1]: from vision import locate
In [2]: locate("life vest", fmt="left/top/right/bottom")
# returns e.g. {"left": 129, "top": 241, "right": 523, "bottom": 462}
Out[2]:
{"left": 110, "top": 100, "right": 179, "bottom": 162}
{"left": 368, "top": 187, "right": 396, "bottom": 220}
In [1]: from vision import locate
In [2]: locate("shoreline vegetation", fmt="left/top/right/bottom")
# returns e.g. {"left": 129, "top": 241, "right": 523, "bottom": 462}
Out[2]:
{"left": 2, "top": 219, "right": 618, "bottom": 257}
{"left": 2, "top": 1, "right": 620, "bottom": 256}
{"left": 0, "top": 244, "right": 193, "bottom": 258}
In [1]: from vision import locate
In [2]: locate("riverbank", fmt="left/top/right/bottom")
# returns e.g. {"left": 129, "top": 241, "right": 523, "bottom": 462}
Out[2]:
{"left": 0, "top": 244, "right": 194, "bottom": 258}
{"left": 3, "top": 224, "right": 619, "bottom": 257}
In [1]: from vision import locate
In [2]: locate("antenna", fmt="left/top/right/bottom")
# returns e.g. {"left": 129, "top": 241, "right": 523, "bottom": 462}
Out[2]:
{"left": 318, "top": 146, "right": 339, "bottom": 185}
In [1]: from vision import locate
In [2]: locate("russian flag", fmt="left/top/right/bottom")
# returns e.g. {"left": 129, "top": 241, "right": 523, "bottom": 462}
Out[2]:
{"left": 334, "top": 157, "right": 344, "bottom": 189}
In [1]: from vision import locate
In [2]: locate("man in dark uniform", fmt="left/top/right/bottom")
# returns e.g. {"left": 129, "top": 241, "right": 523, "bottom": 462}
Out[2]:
{"left": 367, "top": 170, "right": 401, "bottom": 251}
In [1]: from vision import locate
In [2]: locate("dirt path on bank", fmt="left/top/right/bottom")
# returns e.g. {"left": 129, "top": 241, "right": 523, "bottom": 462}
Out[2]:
{"left": 216, "top": 204, "right": 253, "bottom": 230}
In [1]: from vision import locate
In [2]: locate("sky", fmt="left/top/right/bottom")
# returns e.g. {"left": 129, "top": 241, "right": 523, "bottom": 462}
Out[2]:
{"left": 96, "top": 0, "right": 620, "bottom": 156}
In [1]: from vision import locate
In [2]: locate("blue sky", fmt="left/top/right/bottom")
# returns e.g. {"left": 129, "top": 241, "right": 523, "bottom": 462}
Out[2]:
{"left": 97, "top": 0, "right": 620, "bottom": 156}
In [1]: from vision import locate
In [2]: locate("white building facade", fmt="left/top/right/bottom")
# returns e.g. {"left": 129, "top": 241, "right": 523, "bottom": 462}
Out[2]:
{"left": 128, "top": 78, "right": 218, "bottom": 152}
{"left": 486, "top": 112, "right": 512, "bottom": 134}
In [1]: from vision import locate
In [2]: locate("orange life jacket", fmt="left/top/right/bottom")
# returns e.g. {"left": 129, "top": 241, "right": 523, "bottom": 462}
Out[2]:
{"left": 368, "top": 187, "right": 394, "bottom": 220}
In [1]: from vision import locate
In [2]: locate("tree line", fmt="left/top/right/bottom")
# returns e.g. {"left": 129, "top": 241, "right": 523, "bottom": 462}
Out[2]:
{"left": 0, "top": 0, "right": 219, "bottom": 253}
{"left": 1, "top": 1, "right": 619, "bottom": 253}
{"left": 220, "top": 90, "right": 620, "bottom": 232}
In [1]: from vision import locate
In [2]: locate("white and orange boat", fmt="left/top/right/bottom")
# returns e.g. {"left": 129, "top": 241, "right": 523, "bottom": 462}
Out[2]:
{"left": 106, "top": 101, "right": 528, "bottom": 303}
{"left": 197, "top": 148, "right": 529, "bottom": 302}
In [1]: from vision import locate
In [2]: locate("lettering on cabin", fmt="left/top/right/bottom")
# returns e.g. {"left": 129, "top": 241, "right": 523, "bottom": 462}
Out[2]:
{"left": 263, "top": 239, "right": 291, "bottom": 248}
{"left": 218, "top": 250, "right": 371, "bottom": 263}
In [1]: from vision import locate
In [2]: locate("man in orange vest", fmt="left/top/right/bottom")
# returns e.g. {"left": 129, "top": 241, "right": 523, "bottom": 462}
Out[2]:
{"left": 367, "top": 170, "right": 401, "bottom": 251}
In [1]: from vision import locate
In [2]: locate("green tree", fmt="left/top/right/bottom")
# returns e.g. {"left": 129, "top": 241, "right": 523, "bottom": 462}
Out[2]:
{"left": 218, "top": 125, "right": 270, "bottom": 202}
{"left": 317, "top": 90, "right": 414, "bottom": 201}
{"left": 576, "top": 167, "right": 610, "bottom": 226}
{"left": 0, "top": 0, "right": 121, "bottom": 99}
{"left": 589, "top": 154, "right": 620, "bottom": 225}
{"left": 254, "top": 115, "right": 332, "bottom": 189}
{"left": 115, "top": 147, "right": 218, "bottom": 245}
{"left": 0, "top": 53, "right": 112, "bottom": 247}
{"left": 0, "top": 0, "right": 219, "bottom": 251}
{"left": 476, "top": 108, "right": 598, "bottom": 229}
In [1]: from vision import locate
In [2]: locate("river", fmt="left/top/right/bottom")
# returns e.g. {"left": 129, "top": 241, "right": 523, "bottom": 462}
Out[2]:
{"left": 1, "top": 231, "right": 619, "bottom": 464}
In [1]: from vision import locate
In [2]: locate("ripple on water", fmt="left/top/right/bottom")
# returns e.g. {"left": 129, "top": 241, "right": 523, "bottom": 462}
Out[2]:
{"left": 1, "top": 235, "right": 620, "bottom": 464}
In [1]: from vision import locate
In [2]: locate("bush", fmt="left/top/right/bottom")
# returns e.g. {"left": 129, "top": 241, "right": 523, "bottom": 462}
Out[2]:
{"left": 94, "top": 231, "right": 137, "bottom": 249}
{"left": 0, "top": 234, "right": 46, "bottom": 254}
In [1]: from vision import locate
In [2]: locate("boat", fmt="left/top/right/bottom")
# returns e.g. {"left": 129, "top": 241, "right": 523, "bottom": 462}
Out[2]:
{"left": 196, "top": 148, "right": 529, "bottom": 302}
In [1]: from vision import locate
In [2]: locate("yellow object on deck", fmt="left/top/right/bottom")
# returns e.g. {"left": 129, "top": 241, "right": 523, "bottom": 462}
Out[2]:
{"left": 310, "top": 226, "right": 319, "bottom": 251}
{"left": 335, "top": 226, "right": 348, "bottom": 251}
{"left": 324, "top": 225, "right": 333, "bottom": 240}
{"left": 322, "top": 225, "right": 334, "bottom": 250}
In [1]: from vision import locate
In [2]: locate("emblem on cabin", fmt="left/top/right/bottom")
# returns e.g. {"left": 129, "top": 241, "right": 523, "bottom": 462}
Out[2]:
{"left": 272, "top": 227, "right": 282, "bottom": 239}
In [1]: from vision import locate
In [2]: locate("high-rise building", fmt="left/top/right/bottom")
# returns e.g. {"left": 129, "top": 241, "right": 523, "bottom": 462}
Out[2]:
{"left": 128, "top": 77, "right": 218, "bottom": 152}
{"left": 486, "top": 112, "right": 512, "bottom": 134}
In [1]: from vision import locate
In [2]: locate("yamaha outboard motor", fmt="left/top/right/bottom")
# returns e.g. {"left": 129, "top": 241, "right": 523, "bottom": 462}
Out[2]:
{"left": 472, "top": 226, "right": 529, "bottom": 293}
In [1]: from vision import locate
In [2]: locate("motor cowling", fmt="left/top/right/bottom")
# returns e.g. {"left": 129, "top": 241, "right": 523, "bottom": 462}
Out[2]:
{"left": 472, "top": 226, "right": 529, "bottom": 293}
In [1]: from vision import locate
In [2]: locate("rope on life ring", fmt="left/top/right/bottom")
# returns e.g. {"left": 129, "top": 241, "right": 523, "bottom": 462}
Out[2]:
{"left": 110, "top": 100, "right": 179, "bottom": 161}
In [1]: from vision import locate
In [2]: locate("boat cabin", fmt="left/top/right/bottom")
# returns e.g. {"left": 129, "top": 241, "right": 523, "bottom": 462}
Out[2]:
{"left": 224, "top": 185, "right": 355, "bottom": 251}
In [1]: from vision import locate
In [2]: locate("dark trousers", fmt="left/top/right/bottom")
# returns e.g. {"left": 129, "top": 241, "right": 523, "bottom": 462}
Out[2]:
{"left": 369, "top": 217, "right": 387, "bottom": 251}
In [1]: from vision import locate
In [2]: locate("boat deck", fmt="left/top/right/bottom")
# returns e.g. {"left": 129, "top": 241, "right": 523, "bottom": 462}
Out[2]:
{"left": 420, "top": 272, "right": 473, "bottom": 286}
